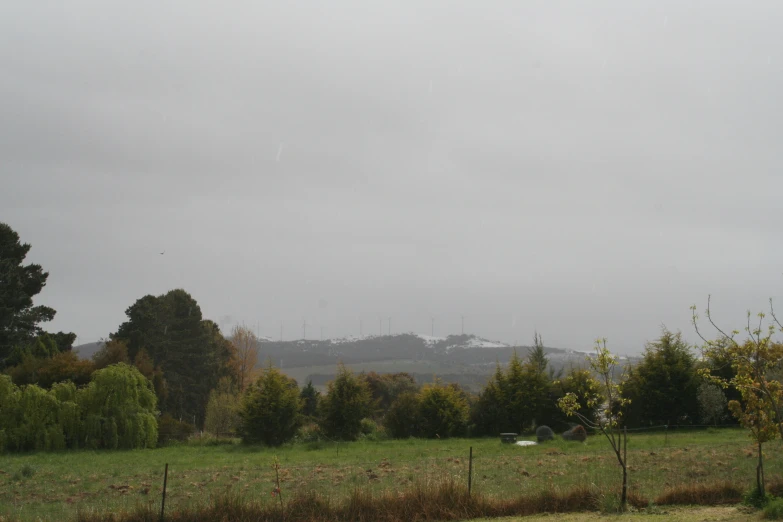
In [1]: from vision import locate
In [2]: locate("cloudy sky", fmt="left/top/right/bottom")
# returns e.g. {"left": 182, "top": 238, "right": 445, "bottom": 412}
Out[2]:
{"left": 2, "top": 1, "right": 782, "bottom": 354}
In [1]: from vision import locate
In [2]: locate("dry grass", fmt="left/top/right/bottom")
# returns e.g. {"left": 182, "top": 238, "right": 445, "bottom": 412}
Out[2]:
{"left": 654, "top": 481, "right": 744, "bottom": 505}
{"left": 73, "top": 480, "right": 601, "bottom": 522}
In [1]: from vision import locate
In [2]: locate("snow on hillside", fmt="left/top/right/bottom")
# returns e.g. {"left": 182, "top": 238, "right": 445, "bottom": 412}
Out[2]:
{"left": 464, "top": 337, "right": 508, "bottom": 349}
{"left": 330, "top": 335, "right": 373, "bottom": 345}
{"left": 413, "top": 334, "right": 506, "bottom": 348}
{"left": 262, "top": 333, "right": 510, "bottom": 351}
{"left": 416, "top": 334, "right": 447, "bottom": 346}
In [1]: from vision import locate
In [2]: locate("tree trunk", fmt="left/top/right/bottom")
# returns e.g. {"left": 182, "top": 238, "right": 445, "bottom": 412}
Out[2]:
{"left": 621, "top": 427, "right": 628, "bottom": 509}
{"left": 757, "top": 440, "right": 765, "bottom": 498}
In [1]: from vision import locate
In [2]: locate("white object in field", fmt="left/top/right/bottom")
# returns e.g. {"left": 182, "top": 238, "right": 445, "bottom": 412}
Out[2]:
{"left": 515, "top": 441, "right": 537, "bottom": 447}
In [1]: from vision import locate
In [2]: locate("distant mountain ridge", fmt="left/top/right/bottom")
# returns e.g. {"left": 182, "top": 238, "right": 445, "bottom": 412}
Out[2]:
{"left": 73, "top": 341, "right": 105, "bottom": 360}
{"left": 72, "top": 333, "right": 606, "bottom": 367}
{"left": 73, "top": 333, "right": 641, "bottom": 392}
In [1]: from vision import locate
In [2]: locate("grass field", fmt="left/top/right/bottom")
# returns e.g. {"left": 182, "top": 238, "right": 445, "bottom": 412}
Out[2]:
{"left": 280, "top": 359, "right": 483, "bottom": 391}
{"left": 0, "top": 427, "right": 780, "bottom": 521}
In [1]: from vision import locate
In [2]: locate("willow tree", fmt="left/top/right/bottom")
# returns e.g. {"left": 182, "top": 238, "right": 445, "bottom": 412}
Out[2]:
{"left": 692, "top": 296, "right": 783, "bottom": 500}
{"left": 77, "top": 363, "right": 159, "bottom": 449}
{"left": 558, "top": 338, "right": 630, "bottom": 510}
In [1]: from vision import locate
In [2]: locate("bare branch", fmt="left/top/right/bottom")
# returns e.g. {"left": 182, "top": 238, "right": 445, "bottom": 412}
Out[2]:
{"left": 706, "top": 295, "right": 741, "bottom": 349}
{"left": 770, "top": 298, "right": 783, "bottom": 332}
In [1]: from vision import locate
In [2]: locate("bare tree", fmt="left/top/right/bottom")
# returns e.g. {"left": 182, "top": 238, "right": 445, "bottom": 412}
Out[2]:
{"left": 230, "top": 325, "right": 259, "bottom": 392}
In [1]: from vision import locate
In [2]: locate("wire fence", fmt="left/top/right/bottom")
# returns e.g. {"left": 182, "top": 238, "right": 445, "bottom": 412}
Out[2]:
{"left": 1, "top": 425, "right": 780, "bottom": 522}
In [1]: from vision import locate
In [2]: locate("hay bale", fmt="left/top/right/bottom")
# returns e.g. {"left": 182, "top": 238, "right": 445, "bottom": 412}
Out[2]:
{"left": 535, "top": 425, "right": 554, "bottom": 442}
{"left": 562, "top": 425, "right": 587, "bottom": 442}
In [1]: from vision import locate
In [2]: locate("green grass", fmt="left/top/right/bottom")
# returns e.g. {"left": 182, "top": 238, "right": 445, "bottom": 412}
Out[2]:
{"left": 280, "top": 359, "right": 484, "bottom": 391}
{"left": 0, "top": 427, "right": 780, "bottom": 522}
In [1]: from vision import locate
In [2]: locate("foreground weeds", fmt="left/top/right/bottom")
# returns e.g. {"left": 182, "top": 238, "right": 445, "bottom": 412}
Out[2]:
{"left": 74, "top": 480, "right": 600, "bottom": 522}
{"left": 70, "top": 478, "right": 783, "bottom": 522}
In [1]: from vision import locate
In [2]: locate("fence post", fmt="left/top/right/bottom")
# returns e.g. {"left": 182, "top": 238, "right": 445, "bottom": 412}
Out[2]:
{"left": 468, "top": 446, "right": 473, "bottom": 496}
{"left": 160, "top": 463, "right": 168, "bottom": 522}
{"left": 664, "top": 424, "right": 669, "bottom": 447}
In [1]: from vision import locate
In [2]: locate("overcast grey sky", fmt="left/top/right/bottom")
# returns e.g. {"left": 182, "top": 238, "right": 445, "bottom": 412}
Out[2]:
{"left": 2, "top": 1, "right": 782, "bottom": 354}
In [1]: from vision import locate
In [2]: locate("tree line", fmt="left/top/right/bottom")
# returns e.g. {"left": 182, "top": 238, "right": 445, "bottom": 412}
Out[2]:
{"left": 1, "top": 220, "right": 781, "bottom": 482}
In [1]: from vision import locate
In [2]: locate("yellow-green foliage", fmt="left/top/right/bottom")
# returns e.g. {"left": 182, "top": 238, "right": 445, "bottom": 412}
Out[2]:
{"left": 204, "top": 389, "right": 241, "bottom": 437}
{"left": 77, "top": 363, "right": 159, "bottom": 449}
{"left": 417, "top": 380, "right": 469, "bottom": 438}
{"left": 692, "top": 299, "right": 783, "bottom": 498}
{"left": 0, "top": 363, "right": 158, "bottom": 453}
{"left": 239, "top": 364, "right": 302, "bottom": 446}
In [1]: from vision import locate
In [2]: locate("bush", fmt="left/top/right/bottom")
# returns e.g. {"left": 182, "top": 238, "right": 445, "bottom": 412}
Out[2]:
{"left": 358, "top": 418, "right": 387, "bottom": 441}
{"left": 296, "top": 423, "right": 323, "bottom": 443}
{"left": 385, "top": 392, "right": 421, "bottom": 438}
{"left": 417, "top": 381, "right": 469, "bottom": 439}
{"left": 764, "top": 498, "right": 783, "bottom": 519}
{"left": 744, "top": 487, "right": 776, "bottom": 509}
{"left": 318, "top": 363, "right": 372, "bottom": 441}
{"left": 157, "top": 413, "right": 195, "bottom": 445}
{"left": 204, "top": 389, "right": 240, "bottom": 437}
{"left": 238, "top": 365, "right": 301, "bottom": 446}
{"left": 185, "top": 434, "right": 238, "bottom": 447}
{"left": 536, "top": 425, "right": 554, "bottom": 442}
{"left": 562, "top": 425, "right": 587, "bottom": 442}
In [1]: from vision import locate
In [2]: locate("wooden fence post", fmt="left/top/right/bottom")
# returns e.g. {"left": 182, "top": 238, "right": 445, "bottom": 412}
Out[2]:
{"left": 468, "top": 446, "right": 473, "bottom": 496}
{"left": 160, "top": 463, "right": 168, "bottom": 521}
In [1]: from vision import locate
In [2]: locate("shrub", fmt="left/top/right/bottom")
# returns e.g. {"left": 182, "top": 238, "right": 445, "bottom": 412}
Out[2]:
{"left": 361, "top": 371, "right": 419, "bottom": 416}
{"left": 318, "top": 363, "right": 372, "bottom": 441}
{"left": 417, "top": 380, "right": 469, "bottom": 438}
{"left": 764, "top": 498, "right": 783, "bottom": 519}
{"left": 744, "top": 487, "right": 776, "bottom": 509}
{"left": 204, "top": 389, "right": 240, "bottom": 437}
{"left": 562, "top": 425, "right": 587, "bottom": 442}
{"left": 536, "top": 425, "right": 554, "bottom": 442}
{"left": 157, "top": 413, "right": 195, "bottom": 445}
{"left": 385, "top": 392, "right": 421, "bottom": 438}
{"left": 358, "top": 418, "right": 386, "bottom": 441}
{"left": 238, "top": 364, "right": 301, "bottom": 446}
{"left": 296, "top": 423, "right": 323, "bottom": 443}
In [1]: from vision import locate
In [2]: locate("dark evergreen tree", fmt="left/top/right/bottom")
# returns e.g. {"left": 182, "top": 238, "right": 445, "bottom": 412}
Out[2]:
{"left": 385, "top": 392, "right": 421, "bottom": 438}
{"left": 471, "top": 363, "right": 507, "bottom": 436}
{"left": 318, "top": 363, "right": 372, "bottom": 441}
{"left": 621, "top": 328, "right": 700, "bottom": 427}
{"left": 111, "top": 289, "right": 238, "bottom": 426}
{"left": 300, "top": 379, "right": 321, "bottom": 418}
{"left": 0, "top": 223, "right": 74, "bottom": 367}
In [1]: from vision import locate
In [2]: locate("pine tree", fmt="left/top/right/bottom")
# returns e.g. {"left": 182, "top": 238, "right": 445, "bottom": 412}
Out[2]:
{"left": 0, "top": 223, "right": 58, "bottom": 365}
